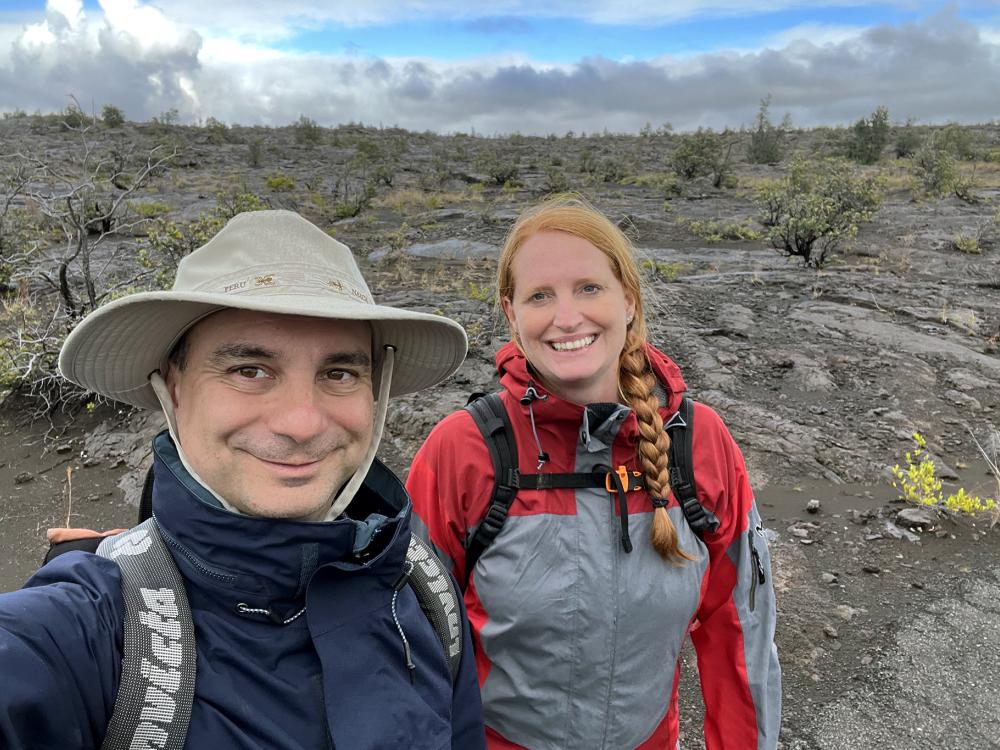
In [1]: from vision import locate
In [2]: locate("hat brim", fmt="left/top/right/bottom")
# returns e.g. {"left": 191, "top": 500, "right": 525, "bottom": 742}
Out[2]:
{"left": 59, "top": 290, "right": 468, "bottom": 410}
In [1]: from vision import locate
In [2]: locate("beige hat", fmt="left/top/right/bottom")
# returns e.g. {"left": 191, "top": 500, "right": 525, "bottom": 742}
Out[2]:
{"left": 59, "top": 210, "right": 468, "bottom": 410}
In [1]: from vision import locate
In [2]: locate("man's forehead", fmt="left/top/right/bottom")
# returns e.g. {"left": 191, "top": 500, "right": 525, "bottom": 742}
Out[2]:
{"left": 187, "top": 308, "right": 374, "bottom": 352}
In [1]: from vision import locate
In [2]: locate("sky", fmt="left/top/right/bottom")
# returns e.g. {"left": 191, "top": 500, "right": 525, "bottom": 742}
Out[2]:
{"left": 0, "top": 0, "right": 998, "bottom": 135}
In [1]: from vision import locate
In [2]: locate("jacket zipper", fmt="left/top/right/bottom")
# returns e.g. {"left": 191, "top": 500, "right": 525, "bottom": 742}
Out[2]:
{"left": 749, "top": 524, "right": 767, "bottom": 611}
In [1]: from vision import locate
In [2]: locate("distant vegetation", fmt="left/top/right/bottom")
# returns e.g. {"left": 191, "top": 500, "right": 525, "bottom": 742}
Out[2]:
{"left": 1, "top": 102, "right": 998, "bottom": 412}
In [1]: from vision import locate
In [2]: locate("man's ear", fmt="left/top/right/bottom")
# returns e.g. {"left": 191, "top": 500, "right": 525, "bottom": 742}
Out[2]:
{"left": 163, "top": 365, "right": 181, "bottom": 409}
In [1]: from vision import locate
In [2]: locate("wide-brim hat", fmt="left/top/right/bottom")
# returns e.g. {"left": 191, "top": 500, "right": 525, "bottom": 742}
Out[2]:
{"left": 59, "top": 210, "right": 468, "bottom": 410}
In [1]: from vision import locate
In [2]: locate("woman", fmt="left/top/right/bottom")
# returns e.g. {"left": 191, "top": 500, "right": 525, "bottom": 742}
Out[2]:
{"left": 407, "top": 197, "right": 780, "bottom": 750}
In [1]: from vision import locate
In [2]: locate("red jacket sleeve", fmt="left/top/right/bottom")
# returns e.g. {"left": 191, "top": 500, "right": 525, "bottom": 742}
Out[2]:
{"left": 688, "top": 403, "right": 781, "bottom": 750}
{"left": 406, "top": 409, "right": 495, "bottom": 580}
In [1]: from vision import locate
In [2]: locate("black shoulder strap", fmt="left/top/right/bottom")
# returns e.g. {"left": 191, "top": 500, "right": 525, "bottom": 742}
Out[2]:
{"left": 405, "top": 535, "right": 463, "bottom": 682}
{"left": 137, "top": 465, "right": 155, "bottom": 523}
{"left": 463, "top": 392, "right": 519, "bottom": 587}
{"left": 96, "top": 518, "right": 197, "bottom": 750}
{"left": 665, "top": 395, "right": 720, "bottom": 536}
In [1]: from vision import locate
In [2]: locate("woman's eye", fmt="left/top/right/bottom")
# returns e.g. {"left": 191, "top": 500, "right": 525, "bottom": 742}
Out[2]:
{"left": 581, "top": 283, "right": 602, "bottom": 294}
{"left": 528, "top": 291, "right": 549, "bottom": 302}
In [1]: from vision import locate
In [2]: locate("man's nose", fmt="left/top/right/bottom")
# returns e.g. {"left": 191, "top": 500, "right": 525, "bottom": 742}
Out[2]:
{"left": 267, "top": 379, "right": 327, "bottom": 443}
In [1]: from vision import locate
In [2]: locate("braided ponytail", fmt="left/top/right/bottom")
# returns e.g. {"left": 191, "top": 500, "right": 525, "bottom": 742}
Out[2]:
{"left": 618, "top": 328, "right": 694, "bottom": 563}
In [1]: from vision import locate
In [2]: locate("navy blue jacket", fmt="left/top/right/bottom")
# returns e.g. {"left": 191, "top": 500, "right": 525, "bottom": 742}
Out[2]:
{"left": 0, "top": 434, "right": 485, "bottom": 749}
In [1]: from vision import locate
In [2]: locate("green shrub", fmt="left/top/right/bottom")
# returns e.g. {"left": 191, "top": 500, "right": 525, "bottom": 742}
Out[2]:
{"left": 952, "top": 234, "right": 981, "bottom": 254}
{"left": 935, "top": 123, "right": 975, "bottom": 160}
{"left": 676, "top": 217, "right": 762, "bottom": 243}
{"left": 893, "top": 120, "right": 921, "bottom": 158}
{"left": 746, "top": 96, "right": 787, "bottom": 165}
{"left": 913, "top": 145, "right": 958, "bottom": 196}
{"left": 640, "top": 258, "right": 691, "bottom": 282}
{"left": 62, "top": 104, "right": 91, "bottom": 130}
{"left": 755, "top": 157, "right": 883, "bottom": 267}
{"left": 542, "top": 164, "right": 571, "bottom": 193}
{"left": 671, "top": 128, "right": 736, "bottom": 188}
{"left": 248, "top": 138, "right": 263, "bottom": 167}
{"left": 847, "top": 105, "right": 890, "bottom": 164}
{"left": 101, "top": 104, "right": 125, "bottom": 128}
{"left": 265, "top": 173, "right": 296, "bottom": 192}
{"left": 293, "top": 115, "right": 324, "bottom": 146}
{"left": 475, "top": 146, "right": 520, "bottom": 186}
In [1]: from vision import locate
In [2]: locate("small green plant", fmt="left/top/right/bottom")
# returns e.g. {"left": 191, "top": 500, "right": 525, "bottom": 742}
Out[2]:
{"left": 131, "top": 201, "right": 171, "bottom": 219}
{"left": 891, "top": 432, "right": 943, "bottom": 505}
{"left": 676, "top": 217, "right": 762, "bottom": 243}
{"left": 952, "top": 233, "right": 981, "bottom": 254}
{"left": 265, "top": 173, "right": 296, "bottom": 192}
{"left": 891, "top": 432, "right": 996, "bottom": 514}
{"left": 467, "top": 282, "right": 491, "bottom": 302}
{"left": 640, "top": 258, "right": 691, "bottom": 282}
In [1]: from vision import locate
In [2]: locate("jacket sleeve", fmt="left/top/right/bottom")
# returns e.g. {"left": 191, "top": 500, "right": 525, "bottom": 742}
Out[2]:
{"left": 407, "top": 409, "right": 494, "bottom": 580}
{"left": 0, "top": 552, "right": 122, "bottom": 750}
{"left": 449, "top": 576, "right": 487, "bottom": 749}
{"left": 688, "top": 404, "right": 781, "bottom": 750}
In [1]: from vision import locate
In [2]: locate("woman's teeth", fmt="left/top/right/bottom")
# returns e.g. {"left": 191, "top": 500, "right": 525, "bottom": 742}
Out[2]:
{"left": 551, "top": 335, "right": 595, "bottom": 351}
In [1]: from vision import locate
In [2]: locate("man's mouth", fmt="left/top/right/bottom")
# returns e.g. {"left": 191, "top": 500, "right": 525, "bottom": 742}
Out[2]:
{"left": 550, "top": 335, "right": 596, "bottom": 351}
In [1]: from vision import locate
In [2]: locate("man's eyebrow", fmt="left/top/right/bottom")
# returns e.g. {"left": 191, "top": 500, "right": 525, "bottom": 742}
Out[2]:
{"left": 208, "top": 345, "right": 372, "bottom": 368}
{"left": 210, "top": 344, "right": 276, "bottom": 363}
{"left": 322, "top": 351, "right": 372, "bottom": 368}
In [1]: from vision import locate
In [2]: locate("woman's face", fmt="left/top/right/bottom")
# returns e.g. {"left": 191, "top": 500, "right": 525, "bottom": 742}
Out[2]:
{"left": 501, "top": 230, "right": 635, "bottom": 405}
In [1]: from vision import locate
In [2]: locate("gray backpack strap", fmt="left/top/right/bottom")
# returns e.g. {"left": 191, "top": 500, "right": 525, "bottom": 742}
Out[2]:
{"left": 97, "top": 518, "right": 197, "bottom": 750}
{"left": 405, "top": 535, "right": 463, "bottom": 682}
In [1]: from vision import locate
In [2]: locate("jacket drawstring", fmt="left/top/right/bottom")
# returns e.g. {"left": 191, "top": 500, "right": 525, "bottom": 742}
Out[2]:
{"left": 520, "top": 382, "right": 549, "bottom": 470}
{"left": 605, "top": 466, "right": 633, "bottom": 553}
{"left": 391, "top": 560, "right": 416, "bottom": 683}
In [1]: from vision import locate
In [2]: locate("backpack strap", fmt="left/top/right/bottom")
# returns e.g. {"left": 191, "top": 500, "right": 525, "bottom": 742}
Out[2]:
{"left": 96, "top": 518, "right": 197, "bottom": 750}
{"left": 405, "top": 535, "right": 463, "bottom": 682}
{"left": 665, "top": 395, "right": 720, "bottom": 536}
{"left": 463, "top": 392, "right": 520, "bottom": 587}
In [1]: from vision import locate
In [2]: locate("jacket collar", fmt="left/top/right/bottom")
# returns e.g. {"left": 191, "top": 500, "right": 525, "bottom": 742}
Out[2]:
{"left": 150, "top": 432, "right": 410, "bottom": 614}
{"left": 495, "top": 340, "right": 688, "bottom": 415}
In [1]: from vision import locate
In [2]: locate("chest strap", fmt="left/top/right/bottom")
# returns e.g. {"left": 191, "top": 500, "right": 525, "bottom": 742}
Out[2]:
{"left": 463, "top": 391, "right": 720, "bottom": 587}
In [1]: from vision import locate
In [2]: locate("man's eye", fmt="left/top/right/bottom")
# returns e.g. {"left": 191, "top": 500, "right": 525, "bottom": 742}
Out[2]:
{"left": 234, "top": 366, "right": 267, "bottom": 379}
{"left": 325, "top": 370, "right": 357, "bottom": 382}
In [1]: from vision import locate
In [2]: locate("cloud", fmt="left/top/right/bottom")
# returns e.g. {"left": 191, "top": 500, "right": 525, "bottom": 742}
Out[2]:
{"left": 0, "top": 2, "right": 997, "bottom": 134}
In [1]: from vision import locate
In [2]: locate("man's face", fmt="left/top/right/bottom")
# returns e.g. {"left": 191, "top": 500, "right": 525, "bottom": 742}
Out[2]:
{"left": 166, "top": 309, "right": 374, "bottom": 521}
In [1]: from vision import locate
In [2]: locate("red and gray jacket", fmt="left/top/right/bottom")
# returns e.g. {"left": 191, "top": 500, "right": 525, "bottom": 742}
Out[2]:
{"left": 407, "top": 341, "right": 781, "bottom": 750}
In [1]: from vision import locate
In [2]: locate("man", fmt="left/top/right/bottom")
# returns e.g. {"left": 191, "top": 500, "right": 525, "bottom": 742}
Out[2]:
{"left": 0, "top": 210, "right": 485, "bottom": 749}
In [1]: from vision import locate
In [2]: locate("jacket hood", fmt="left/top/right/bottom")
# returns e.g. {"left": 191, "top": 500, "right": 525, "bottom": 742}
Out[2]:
{"left": 494, "top": 340, "right": 688, "bottom": 412}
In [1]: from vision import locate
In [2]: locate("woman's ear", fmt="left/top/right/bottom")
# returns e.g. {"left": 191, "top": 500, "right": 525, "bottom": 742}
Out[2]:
{"left": 625, "top": 294, "right": 636, "bottom": 324}
{"left": 501, "top": 296, "right": 517, "bottom": 333}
